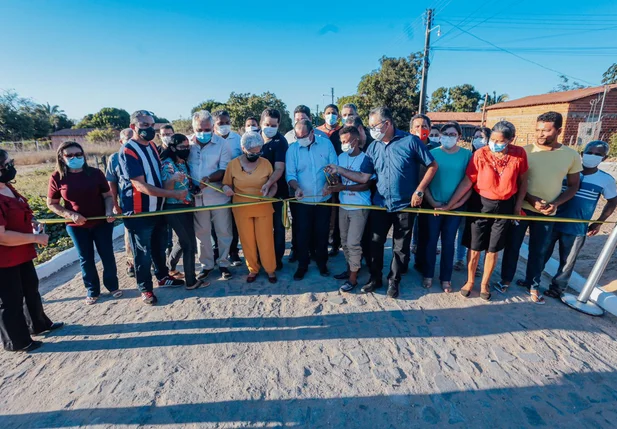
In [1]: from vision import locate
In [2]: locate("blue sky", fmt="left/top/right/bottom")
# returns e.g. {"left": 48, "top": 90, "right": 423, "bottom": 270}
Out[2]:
{"left": 1, "top": 0, "right": 616, "bottom": 123}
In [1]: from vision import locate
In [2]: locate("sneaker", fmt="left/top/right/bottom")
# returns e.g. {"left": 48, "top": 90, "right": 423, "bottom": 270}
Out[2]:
{"left": 158, "top": 276, "right": 184, "bottom": 287}
{"left": 228, "top": 253, "right": 242, "bottom": 267}
{"left": 141, "top": 292, "right": 158, "bottom": 305}
{"left": 197, "top": 269, "right": 212, "bottom": 281}
{"left": 361, "top": 279, "right": 382, "bottom": 293}
{"left": 220, "top": 267, "right": 232, "bottom": 280}
{"left": 340, "top": 281, "right": 357, "bottom": 293}
{"left": 387, "top": 280, "right": 400, "bottom": 299}
{"left": 453, "top": 260, "right": 465, "bottom": 271}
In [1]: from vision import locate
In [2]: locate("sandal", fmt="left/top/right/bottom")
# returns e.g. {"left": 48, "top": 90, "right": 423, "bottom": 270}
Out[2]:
{"left": 422, "top": 278, "right": 433, "bottom": 289}
{"left": 186, "top": 280, "right": 209, "bottom": 290}
{"left": 493, "top": 281, "right": 509, "bottom": 294}
{"left": 460, "top": 283, "right": 473, "bottom": 298}
{"left": 85, "top": 296, "right": 98, "bottom": 305}
{"left": 480, "top": 286, "right": 491, "bottom": 301}
{"left": 530, "top": 290, "right": 546, "bottom": 305}
{"left": 112, "top": 290, "right": 123, "bottom": 298}
{"left": 543, "top": 289, "right": 561, "bottom": 299}
{"left": 441, "top": 281, "right": 452, "bottom": 294}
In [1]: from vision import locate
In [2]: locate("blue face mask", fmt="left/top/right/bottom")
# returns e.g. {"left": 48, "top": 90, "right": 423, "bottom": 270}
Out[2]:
{"left": 196, "top": 131, "right": 212, "bottom": 144}
{"left": 66, "top": 157, "right": 85, "bottom": 169}
{"left": 488, "top": 141, "right": 507, "bottom": 153}
{"left": 325, "top": 114, "right": 338, "bottom": 126}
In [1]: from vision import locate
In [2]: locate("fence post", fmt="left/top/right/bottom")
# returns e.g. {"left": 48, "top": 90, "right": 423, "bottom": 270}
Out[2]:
{"left": 560, "top": 225, "right": 617, "bottom": 316}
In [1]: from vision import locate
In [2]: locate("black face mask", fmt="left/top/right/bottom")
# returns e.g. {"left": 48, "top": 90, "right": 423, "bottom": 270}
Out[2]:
{"left": 245, "top": 153, "right": 261, "bottom": 163}
{"left": 137, "top": 127, "right": 156, "bottom": 141}
{"left": 176, "top": 148, "right": 190, "bottom": 160}
{"left": 0, "top": 163, "right": 17, "bottom": 183}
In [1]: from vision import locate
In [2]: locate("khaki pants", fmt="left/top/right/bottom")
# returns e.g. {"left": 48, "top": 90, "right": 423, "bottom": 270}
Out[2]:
{"left": 194, "top": 196, "right": 232, "bottom": 270}
{"left": 339, "top": 209, "right": 369, "bottom": 272}
{"left": 235, "top": 213, "right": 276, "bottom": 274}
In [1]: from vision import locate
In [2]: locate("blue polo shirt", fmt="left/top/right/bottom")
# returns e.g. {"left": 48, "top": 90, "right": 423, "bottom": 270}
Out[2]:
{"left": 365, "top": 129, "right": 435, "bottom": 212}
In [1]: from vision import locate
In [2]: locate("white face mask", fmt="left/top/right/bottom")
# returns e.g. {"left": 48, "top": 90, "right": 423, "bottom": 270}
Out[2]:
{"left": 216, "top": 125, "right": 231, "bottom": 136}
{"left": 582, "top": 153, "right": 603, "bottom": 168}
{"left": 472, "top": 137, "right": 487, "bottom": 150}
{"left": 440, "top": 136, "right": 457, "bottom": 149}
{"left": 341, "top": 143, "right": 353, "bottom": 153}
{"left": 370, "top": 127, "right": 386, "bottom": 141}
{"left": 298, "top": 137, "right": 312, "bottom": 147}
{"left": 263, "top": 126, "right": 278, "bottom": 138}
{"left": 161, "top": 136, "right": 173, "bottom": 146}
{"left": 247, "top": 126, "right": 260, "bottom": 133}
{"left": 428, "top": 136, "right": 440, "bottom": 143}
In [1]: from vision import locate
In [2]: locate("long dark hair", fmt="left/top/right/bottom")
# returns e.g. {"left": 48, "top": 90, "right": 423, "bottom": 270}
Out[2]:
{"left": 0, "top": 149, "right": 8, "bottom": 166}
{"left": 55, "top": 141, "right": 91, "bottom": 179}
{"left": 160, "top": 133, "right": 189, "bottom": 163}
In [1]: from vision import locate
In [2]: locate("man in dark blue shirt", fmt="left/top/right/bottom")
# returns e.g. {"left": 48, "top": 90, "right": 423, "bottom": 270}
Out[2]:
{"left": 326, "top": 106, "right": 438, "bottom": 298}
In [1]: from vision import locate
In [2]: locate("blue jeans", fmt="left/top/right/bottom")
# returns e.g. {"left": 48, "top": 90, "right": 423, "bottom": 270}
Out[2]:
{"left": 66, "top": 222, "right": 118, "bottom": 297}
{"left": 124, "top": 216, "right": 169, "bottom": 293}
{"left": 456, "top": 219, "right": 467, "bottom": 262}
{"left": 423, "top": 213, "right": 462, "bottom": 282}
{"left": 501, "top": 209, "right": 554, "bottom": 290}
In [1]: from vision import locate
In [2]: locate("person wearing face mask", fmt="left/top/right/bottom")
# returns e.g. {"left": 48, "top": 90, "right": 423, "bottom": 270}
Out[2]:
{"left": 284, "top": 105, "right": 329, "bottom": 146}
{"left": 158, "top": 124, "right": 175, "bottom": 154}
{"left": 106, "top": 128, "right": 135, "bottom": 278}
{"left": 498, "top": 112, "right": 581, "bottom": 304}
{"left": 471, "top": 126, "right": 491, "bottom": 152}
{"left": 0, "top": 150, "right": 63, "bottom": 352}
{"left": 212, "top": 110, "right": 243, "bottom": 267}
{"left": 326, "top": 106, "right": 437, "bottom": 299}
{"left": 119, "top": 110, "right": 188, "bottom": 305}
{"left": 47, "top": 141, "right": 120, "bottom": 305}
{"left": 326, "top": 127, "right": 372, "bottom": 292}
{"left": 222, "top": 132, "right": 278, "bottom": 283}
{"left": 244, "top": 116, "right": 260, "bottom": 134}
{"left": 417, "top": 122, "right": 472, "bottom": 293}
{"left": 259, "top": 108, "right": 288, "bottom": 270}
{"left": 188, "top": 110, "right": 234, "bottom": 282}
{"left": 441, "top": 121, "right": 528, "bottom": 302}
{"left": 340, "top": 103, "right": 358, "bottom": 126}
{"left": 428, "top": 126, "right": 441, "bottom": 150}
{"left": 286, "top": 119, "right": 338, "bottom": 280}
{"left": 160, "top": 133, "right": 201, "bottom": 290}
{"left": 540, "top": 140, "right": 617, "bottom": 299}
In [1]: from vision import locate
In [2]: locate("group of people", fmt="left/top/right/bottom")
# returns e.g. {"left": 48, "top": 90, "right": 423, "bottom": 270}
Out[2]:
{"left": 1, "top": 103, "right": 616, "bottom": 352}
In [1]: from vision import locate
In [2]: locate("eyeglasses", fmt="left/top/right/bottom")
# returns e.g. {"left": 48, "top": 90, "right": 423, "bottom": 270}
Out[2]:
{"left": 368, "top": 120, "right": 387, "bottom": 132}
{"left": 63, "top": 153, "right": 84, "bottom": 159}
{"left": 133, "top": 110, "right": 155, "bottom": 117}
{"left": 0, "top": 160, "right": 14, "bottom": 170}
{"left": 442, "top": 133, "right": 459, "bottom": 138}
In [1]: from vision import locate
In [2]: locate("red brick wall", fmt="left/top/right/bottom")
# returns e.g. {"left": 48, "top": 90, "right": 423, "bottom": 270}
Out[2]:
{"left": 485, "top": 90, "right": 617, "bottom": 147}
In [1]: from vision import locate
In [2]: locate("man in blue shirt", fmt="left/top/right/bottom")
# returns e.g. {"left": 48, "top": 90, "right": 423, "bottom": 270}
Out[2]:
{"left": 542, "top": 140, "right": 617, "bottom": 299}
{"left": 327, "top": 106, "right": 438, "bottom": 298}
{"left": 286, "top": 119, "right": 338, "bottom": 280}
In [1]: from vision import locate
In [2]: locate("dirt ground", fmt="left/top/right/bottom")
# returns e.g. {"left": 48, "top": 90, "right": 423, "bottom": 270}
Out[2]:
{"left": 1, "top": 234, "right": 617, "bottom": 428}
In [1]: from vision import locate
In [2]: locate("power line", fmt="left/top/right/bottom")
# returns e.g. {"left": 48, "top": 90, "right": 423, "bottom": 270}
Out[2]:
{"left": 439, "top": 19, "right": 600, "bottom": 86}
{"left": 498, "top": 24, "right": 617, "bottom": 45}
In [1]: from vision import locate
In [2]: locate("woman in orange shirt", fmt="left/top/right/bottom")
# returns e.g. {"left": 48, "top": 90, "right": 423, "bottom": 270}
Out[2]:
{"left": 441, "top": 121, "right": 528, "bottom": 301}
{"left": 222, "top": 132, "right": 278, "bottom": 283}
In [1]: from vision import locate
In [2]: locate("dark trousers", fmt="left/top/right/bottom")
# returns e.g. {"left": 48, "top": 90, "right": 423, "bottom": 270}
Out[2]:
{"left": 66, "top": 222, "right": 118, "bottom": 298}
{"left": 330, "top": 195, "right": 341, "bottom": 250}
{"left": 423, "top": 213, "right": 462, "bottom": 282}
{"left": 165, "top": 204, "right": 197, "bottom": 287}
{"left": 501, "top": 209, "right": 554, "bottom": 290}
{"left": 212, "top": 214, "right": 239, "bottom": 258}
{"left": 0, "top": 261, "right": 52, "bottom": 351}
{"left": 295, "top": 203, "right": 331, "bottom": 269}
{"left": 414, "top": 214, "right": 430, "bottom": 271}
{"left": 124, "top": 216, "right": 169, "bottom": 293}
{"left": 544, "top": 230, "right": 586, "bottom": 293}
{"left": 290, "top": 202, "right": 298, "bottom": 253}
{"left": 361, "top": 213, "right": 372, "bottom": 270}
{"left": 370, "top": 209, "right": 415, "bottom": 283}
{"left": 166, "top": 222, "right": 173, "bottom": 250}
{"left": 272, "top": 201, "right": 286, "bottom": 264}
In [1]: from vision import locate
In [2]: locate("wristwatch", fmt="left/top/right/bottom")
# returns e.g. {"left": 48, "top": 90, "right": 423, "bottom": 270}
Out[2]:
{"left": 415, "top": 191, "right": 424, "bottom": 198}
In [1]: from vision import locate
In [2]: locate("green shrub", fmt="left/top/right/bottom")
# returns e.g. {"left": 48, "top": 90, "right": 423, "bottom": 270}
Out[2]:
{"left": 609, "top": 133, "right": 617, "bottom": 159}
{"left": 86, "top": 128, "right": 118, "bottom": 144}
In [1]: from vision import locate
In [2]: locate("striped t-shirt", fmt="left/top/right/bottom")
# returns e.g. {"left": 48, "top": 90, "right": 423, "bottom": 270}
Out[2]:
{"left": 118, "top": 139, "right": 164, "bottom": 214}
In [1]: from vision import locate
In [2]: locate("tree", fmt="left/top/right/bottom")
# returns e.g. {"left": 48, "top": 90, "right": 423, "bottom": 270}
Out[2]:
{"left": 550, "top": 75, "right": 587, "bottom": 93}
{"left": 76, "top": 107, "right": 130, "bottom": 129}
{"left": 86, "top": 128, "right": 117, "bottom": 144}
{"left": 448, "top": 84, "right": 482, "bottom": 112}
{"left": 224, "top": 92, "right": 293, "bottom": 134}
{"left": 35, "top": 102, "right": 74, "bottom": 132}
{"left": 428, "top": 87, "right": 452, "bottom": 112}
{"left": 0, "top": 90, "right": 49, "bottom": 140}
{"left": 478, "top": 91, "right": 509, "bottom": 109}
{"left": 355, "top": 53, "right": 423, "bottom": 127}
{"left": 337, "top": 94, "right": 371, "bottom": 122}
{"left": 602, "top": 63, "right": 617, "bottom": 85}
{"left": 191, "top": 99, "right": 227, "bottom": 115}
{"left": 171, "top": 118, "right": 192, "bottom": 135}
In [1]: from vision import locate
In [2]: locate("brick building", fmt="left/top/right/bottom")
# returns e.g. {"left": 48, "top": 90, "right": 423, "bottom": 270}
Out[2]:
{"left": 485, "top": 84, "right": 617, "bottom": 146}
{"left": 49, "top": 128, "right": 95, "bottom": 149}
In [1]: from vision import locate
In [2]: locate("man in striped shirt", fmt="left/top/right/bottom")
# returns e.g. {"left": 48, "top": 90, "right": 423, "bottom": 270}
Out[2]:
{"left": 119, "top": 110, "right": 187, "bottom": 305}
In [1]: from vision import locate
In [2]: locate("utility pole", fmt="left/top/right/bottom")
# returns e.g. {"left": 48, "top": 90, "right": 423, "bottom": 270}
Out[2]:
{"left": 481, "top": 93, "right": 489, "bottom": 126}
{"left": 419, "top": 9, "right": 434, "bottom": 115}
{"left": 323, "top": 88, "right": 335, "bottom": 105}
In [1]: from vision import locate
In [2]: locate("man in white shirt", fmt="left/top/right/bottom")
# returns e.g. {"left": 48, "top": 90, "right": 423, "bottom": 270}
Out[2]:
{"left": 284, "top": 105, "right": 329, "bottom": 144}
{"left": 188, "top": 110, "right": 233, "bottom": 280}
{"left": 212, "top": 109, "right": 242, "bottom": 266}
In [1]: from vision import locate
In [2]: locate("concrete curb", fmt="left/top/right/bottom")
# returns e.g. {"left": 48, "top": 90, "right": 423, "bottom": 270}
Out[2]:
{"left": 35, "top": 224, "right": 125, "bottom": 280}
{"left": 519, "top": 243, "right": 617, "bottom": 317}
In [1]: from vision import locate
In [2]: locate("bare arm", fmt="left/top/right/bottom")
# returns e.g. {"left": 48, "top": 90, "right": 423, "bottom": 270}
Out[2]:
{"left": 108, "top": 181, "right": 122, "bottom": 213}
{"left": 266, "top": 182, "right": 278, "bottom": 198}
{"left": 515, "top": 171, "right": 529, "bottom": 215}
{"left": 0, "top": 225, "right": 47, "bottom": 246}
{"left": 449, "top": 189, "right": 472, "bottom": 210}
{"left": 46, "top": 197, "right": 84, "bottom": 224}
{"left": 588, "top": 196, "right": 617, "bottom": 236}
{"left": 325, "top": 165, "right": 371, "bottom": 184}
{"left": 102, "top": 191, "right": 115, "bottom": 216}
{"left": 265, "top": 161, "right": 285, "bottom": 187}
{"left": 416, "top": 161, "right": 438, "bottom": 193}
{"left": 442, "top": 176, "right": 473, "bottom": 211}
{"left": 551, "top": 172, "right": 580, "bottom": 208}
{"left": 131, "top": 175, "right": 185, "bottom": 199}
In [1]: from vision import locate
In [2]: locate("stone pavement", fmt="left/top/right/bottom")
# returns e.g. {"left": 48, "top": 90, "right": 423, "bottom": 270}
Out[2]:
{"left": 1, "top": 238, "right": 617, "bottom": 428}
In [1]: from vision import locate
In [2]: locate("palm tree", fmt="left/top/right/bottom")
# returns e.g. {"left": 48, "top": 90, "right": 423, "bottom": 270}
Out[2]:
{"left": 478, "top": 92, "right": 509, "bottom": 110}
{"left": 36, "top": 102, "right": 67, "bottom": 131}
